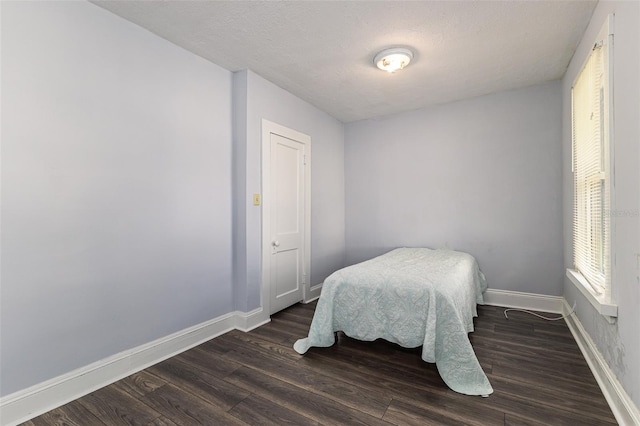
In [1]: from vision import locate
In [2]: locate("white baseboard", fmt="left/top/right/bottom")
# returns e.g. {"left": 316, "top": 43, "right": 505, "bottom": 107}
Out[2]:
{"left": 483, "top": 288, "right": 563, "bottom": 313}
{"left": 0, "top": 309, "right": 264, "bottom": 426}
{"left": 234, "top": 307, "right": 270, "bottom": 332}
{"left": 483, "top": 290, "right": 640, "bottom": 423}
{"left": 562, "top": 300, "right": 640, "bottom": 426}
{"left": 7, "top": 292, "right": 636, "bottom": 426}
{"left": 304, "top": 294, "right": 320, "bottom": 303}
{"left": 305, "top": 283, "right": 322, "bottom": 303}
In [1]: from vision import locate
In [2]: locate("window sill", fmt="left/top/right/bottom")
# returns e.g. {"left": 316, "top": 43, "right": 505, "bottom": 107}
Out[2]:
{"left": 566, "top": 269, "right": 618, "bottom": 321}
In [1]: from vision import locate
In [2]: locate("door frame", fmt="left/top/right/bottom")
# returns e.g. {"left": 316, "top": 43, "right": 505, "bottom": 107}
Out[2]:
{"left": 261, "top": 119, "right": 311, "bottom": 316}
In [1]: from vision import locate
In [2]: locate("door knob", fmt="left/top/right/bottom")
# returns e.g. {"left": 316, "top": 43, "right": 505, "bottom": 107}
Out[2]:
{"left": 272, "top": 240, "right": 280, "bottom": 247}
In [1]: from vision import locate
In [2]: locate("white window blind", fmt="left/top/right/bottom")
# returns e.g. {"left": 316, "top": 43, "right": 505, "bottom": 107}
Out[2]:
{"left": 571, "top": 38, "right": 610, "bottom": 296}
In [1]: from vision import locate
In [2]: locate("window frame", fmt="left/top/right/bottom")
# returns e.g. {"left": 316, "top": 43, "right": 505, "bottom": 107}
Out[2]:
{"left": 567, "top": 14, "right": 617, "bottom": 321}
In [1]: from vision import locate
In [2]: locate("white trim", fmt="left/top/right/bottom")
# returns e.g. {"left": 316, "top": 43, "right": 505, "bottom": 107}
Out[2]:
{"left": 482, "top": 288, "right": 563, "bottom": 313}
{"left": 0, "top": 309, "right": 265, "bottom": 426}
{"left": 570, "top": 13, "right": 617, "bottom": 319}
{"left": 563, "top": 300, "right": 640, "bottom": 426}
{"left": 6, "top": 293, "right": 638, "bottom": 426}
{"left": 234, "top": 307, "right": 270, "bottom": 332}
{"left": 566, "top": 269, "right": 618, "bottom": 319}
{"left": 305, "top": 283, "right": 323, "bottom": 303}
{"left": 261, "top": 119, "right": 311, "bottom": 314}
{"left": 482, "top": 290, "right": 639, "bottom": 423}
{"left": 604, "top": 13, "right": 616, "bottom": 310}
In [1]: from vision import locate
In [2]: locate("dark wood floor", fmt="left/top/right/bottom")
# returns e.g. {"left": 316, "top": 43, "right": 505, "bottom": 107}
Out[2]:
{"left": 23, "top": 302, "right": 617, "bottom": 425}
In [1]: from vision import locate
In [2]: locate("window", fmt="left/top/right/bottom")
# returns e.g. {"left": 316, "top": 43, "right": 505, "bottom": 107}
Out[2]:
{"left": 569, "top": 15, "right": 616, "bottom": 317}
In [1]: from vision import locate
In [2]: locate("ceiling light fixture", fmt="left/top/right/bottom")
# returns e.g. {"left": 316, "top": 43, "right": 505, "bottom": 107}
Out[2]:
{"left": 374, "top": 47, "right": 414, "bottom": 73}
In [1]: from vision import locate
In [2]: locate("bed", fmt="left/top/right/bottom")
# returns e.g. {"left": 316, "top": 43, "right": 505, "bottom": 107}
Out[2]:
{"left": 293, "top": 247, "right": 493, "bottom": 396}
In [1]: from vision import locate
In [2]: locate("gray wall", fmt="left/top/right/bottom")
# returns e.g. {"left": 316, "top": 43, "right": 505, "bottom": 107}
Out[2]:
{"left": 345, "top": 81, "right": 564, "bottom": 296}
{"left": 1, "top": 1, "right": 346, "bottom": 398}
{"left": 233, "top": 70, "right": 345, "bottom": 311}
{"left": 1, "top": 1, "right": 234, "bottom": 396}
{"left": 562, "top": 0, "right": 640, "bottom": 407}
{"left": 6, "top": 0, "right": 636, "bottom": 411}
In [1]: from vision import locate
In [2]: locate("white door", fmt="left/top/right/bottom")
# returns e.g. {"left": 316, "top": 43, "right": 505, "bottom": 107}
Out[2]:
{"left": 262, "top": 120, "right": 310, "bottom": 315}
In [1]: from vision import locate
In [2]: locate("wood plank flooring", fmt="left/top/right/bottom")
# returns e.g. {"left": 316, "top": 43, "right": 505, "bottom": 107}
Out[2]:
{"left": 22, "top": 302, "right": 617, "bottom": 425}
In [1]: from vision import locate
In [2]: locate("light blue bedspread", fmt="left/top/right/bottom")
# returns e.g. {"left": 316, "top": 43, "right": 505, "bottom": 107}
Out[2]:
{"left": 294, "top": 247, "right": 493, "bottom": 396}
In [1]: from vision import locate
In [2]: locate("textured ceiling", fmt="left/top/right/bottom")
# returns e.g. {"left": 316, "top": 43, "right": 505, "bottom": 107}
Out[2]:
{"left": 92, "top": 1, "right": 597, "bottom": 123}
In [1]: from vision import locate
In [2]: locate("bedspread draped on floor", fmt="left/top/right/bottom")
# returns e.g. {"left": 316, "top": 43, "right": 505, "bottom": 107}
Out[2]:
{"left": 293, "top": 247, "right": 493, "bottom": 396}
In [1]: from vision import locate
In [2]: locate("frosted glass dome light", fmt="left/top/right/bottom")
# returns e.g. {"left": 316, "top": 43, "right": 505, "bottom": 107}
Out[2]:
{"left": 374, "top": 48, "right": 414, "bottom": 73}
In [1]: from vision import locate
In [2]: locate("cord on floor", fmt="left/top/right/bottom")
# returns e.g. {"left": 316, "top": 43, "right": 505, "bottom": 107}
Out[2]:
{"left": 503, "top": 302, "right": 576, "bottom": 321}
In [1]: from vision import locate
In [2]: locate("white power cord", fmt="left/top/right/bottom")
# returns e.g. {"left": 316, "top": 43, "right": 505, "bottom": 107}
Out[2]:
{"left": 503, "top": 302, "right": 577, "bottom": 321}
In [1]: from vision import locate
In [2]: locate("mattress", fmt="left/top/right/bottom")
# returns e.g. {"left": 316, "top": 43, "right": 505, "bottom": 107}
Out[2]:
{"left": 293, "top": 247, "right": 493, "bottom": 396}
